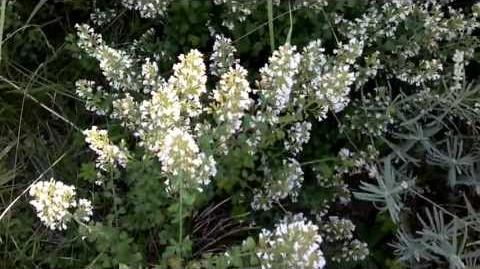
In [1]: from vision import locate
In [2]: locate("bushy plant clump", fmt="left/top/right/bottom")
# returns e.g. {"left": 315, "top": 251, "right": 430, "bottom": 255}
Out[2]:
{"left": 71, "top": 16, "right": 368, "bottom": 266}
{"left": 3, "top": 0, "right": 480, "bottom": 268}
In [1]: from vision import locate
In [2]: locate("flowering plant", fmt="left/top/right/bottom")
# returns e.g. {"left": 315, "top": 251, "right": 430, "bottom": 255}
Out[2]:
{"left": 14, "top": 1, "right": 480, "bottom": 269}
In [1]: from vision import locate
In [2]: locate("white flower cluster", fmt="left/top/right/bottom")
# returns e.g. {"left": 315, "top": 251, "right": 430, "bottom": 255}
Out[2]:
{"left": 317, "top": 39, "right": 363, "bottom": 113}
{"left": 337, "top": 147, "right": 379, "bottom": 178}
{"left": 474, "top": 2, "right": 480, "bottom": 18}
{"left": 297, "top": 40, "right": 327, "bottom": 116}
{"left": 334, "top": 38, "right": 364, "bottom": 65}
{"left": 284, "top": 121, "right": 312, "bottom": 155}
{"left": 75, "top": 23, "right": 101, "bottom": 57}
{"left": 247, "top": 44, "right": 305, "bottom": 153}
{"left": 300, "top": 40, "right": 327, "bottom": 79}
{"left": 129, "top": 28, "right": 163, "bottom": 58}
{"left": 83, "top": 126, "right": 129, "bottom": 173}
{"left": 340, "top": 3, "right": 414, "bottom": 46}
{"left": 332, "top": 239, "right": 369, "bottom": 263}
{"left": 75, "top": 198, "right": 94, "bottom": 222}
{"left": 242, "top": 39, "right": 362, "bottom": 174}
{"left": 131, "top": 50, "right": 217, "bottom": 192}
{"left": 90, "top": 8, "right": 117, "bottom": 26}
{"left": 299, "top": 39, "right": 361, "bottom": 121}
{"left": 359, "top": 51, "right": 382, "bottom": 83}
{"left": 313, "top": 169, "right": 351, "bottom": 207}
{"left": 293, "top": 0, "right": 328, "bottom": 10}
{"left": 342, "top": 87, "right": 394, "bottom": 137}
{"left": 314, "top": 64, "right": 355, "bottom": 113}
{"left": 396, "top": 58, "right": 443, "bottom": 85}
{"left": 75, "top": 80, "right": 109, "bottom": 116}
{"left": 212, "top": 64, "right": 251, "bottom": 129}
{"left": 252, "top": 158, "right": 303, "bottom": 211}
{"left": 75, "top": 26, "right": 366, "bottom": 206}
{"left": 137, "top": 88, "right": 180, "bottom": 148}
{"left": 320, "top": 216, "right": 355, "bottom": 242}
{"left": 97, "top": 48, "right": 138, "bottom": 92}
{"left": 76, "top": 24, "right": 141, "bottom": 92}
{"left": 258, "top": 44, "right": 302, "bottom": 118}
{"left": 212, "top": 0, "right": 256, "bottom": 29}
{"left": 141, "top": 58, "right": 165, "bottom": 94}
{"left": 29, "top": 179, "right": 93, "bottom": 230}
{"left": 211, "top": 64, "right": 253, "bottom": 154}
{"left": 121, "top": 0, "right": 171, "bottom": 18}
{"left": 337, "top": 1, "right": 480, "bottom": 89}
{"left": 159, "top": 128, "right": 216, "bottom": 192}
{"left": 210, "top": 34, "right": 238, "bottom": 77}
{"left": 257, "top": 214, "right": 326, "bottom": 269}
{"left": 313, "top": 208, "right": 369, "bottom": 263}
{"left": 452, "top": 49, "right": 465, "bottom": 90}
{"left": 212, "top": 1, "right": 328, "bottom": 29}
{"left": 112, "top": 93, "right": 140, "bottom": 129}
{"left": 168, "top": 49, "right": 207, "bottom": 117}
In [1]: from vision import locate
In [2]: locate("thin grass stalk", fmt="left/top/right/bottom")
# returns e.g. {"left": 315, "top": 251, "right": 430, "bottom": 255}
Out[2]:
{"left": 0, "top": 0, "right": 6, "bottom": 63}
{"left": 267, "top": 0, "right": 275, "bottom": 51}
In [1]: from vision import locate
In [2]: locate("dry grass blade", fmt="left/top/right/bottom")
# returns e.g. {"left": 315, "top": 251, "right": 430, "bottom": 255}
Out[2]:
{"left": 192, "top": 198, "right": 254, "bottom": 257}
{"left": 0, "top": 141, "right": 18, "bottom": 188}
{"left": 0, "top": 0, "right": 6, "bottom": 63}
{"left": 0, "top": 75, "right": 81, "bottom": 132}
{"left": 25, "top": 0, "right": 48, "bottom": 25}
{"left": 0, "top": 140, "right": 15, "bottom": 160}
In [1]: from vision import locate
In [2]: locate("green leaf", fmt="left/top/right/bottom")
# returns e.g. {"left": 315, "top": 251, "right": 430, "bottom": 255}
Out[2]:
{"left": 79, "top": 162, "right": 97, "bottom": 182}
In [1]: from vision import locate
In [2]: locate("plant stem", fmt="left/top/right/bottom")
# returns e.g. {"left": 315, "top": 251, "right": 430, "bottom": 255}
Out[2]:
{"left": 110, "top": 171, "right": 118, "bottom": 227}
{"left": 300, "top": 157, "right": 337, "bottom": 166}
{"left": 179, "top": 175, "right": 184, "bottom": 263}
{"left": 286, "top": 0, "right": 293, "bottom": 44}
{"left": 321, "top": 7, "right": 339, "bottom": 45}
{"left": 267, "top": 0, "right": 275, "bottom": 51}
